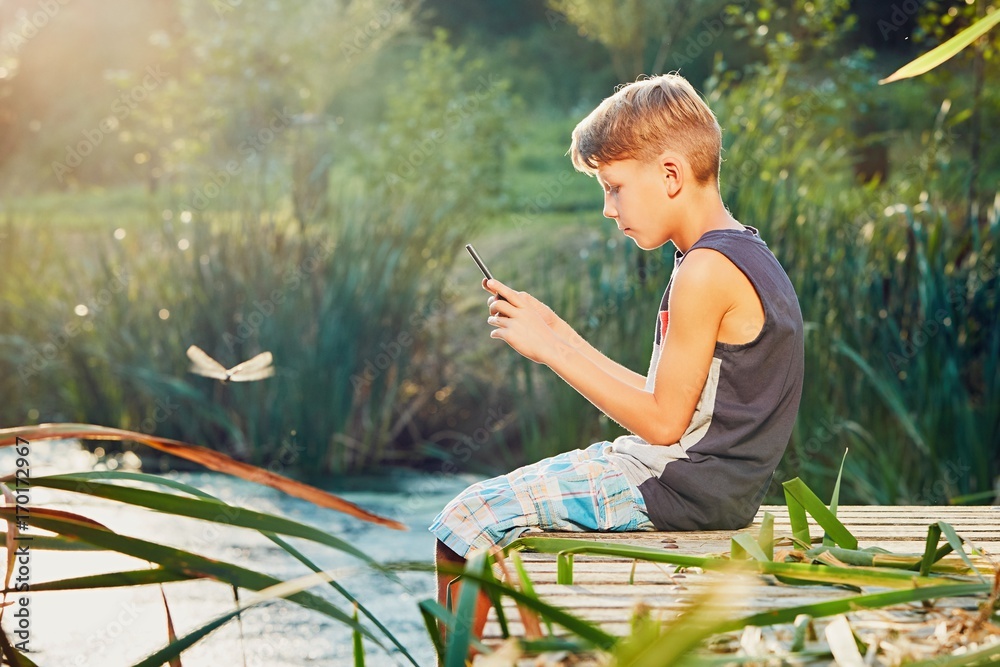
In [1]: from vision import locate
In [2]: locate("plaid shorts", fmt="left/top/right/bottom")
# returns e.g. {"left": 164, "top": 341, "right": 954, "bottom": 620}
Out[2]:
{"left": 428, "top": 441, "right": 656, "bottom": 558}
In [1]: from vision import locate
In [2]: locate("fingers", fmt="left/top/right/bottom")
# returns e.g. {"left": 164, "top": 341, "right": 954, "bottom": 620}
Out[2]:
{"left": 486, "top": 279, "right": 515, "bottom": 304}
{"left": 488, "top": 299, "right": 517, "bottom": 320}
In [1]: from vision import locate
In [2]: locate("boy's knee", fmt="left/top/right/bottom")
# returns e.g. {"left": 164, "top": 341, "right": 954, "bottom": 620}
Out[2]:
{"left": 435, "top": 538, "right": 465, "bottom": 563}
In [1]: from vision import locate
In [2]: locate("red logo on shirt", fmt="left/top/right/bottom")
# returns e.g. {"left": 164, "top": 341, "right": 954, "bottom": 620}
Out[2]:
{"left": 659, "top": 311, "right": 670, "bottom": 340}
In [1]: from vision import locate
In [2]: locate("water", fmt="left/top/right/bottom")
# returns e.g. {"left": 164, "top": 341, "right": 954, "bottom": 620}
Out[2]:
{"left": 0, "top": 439, "right": 482, "bottom": 666}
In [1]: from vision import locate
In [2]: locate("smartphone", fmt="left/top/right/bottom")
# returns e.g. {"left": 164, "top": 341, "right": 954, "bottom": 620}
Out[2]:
{"left": 465, "top": 243, "right": 506, "bottom": 301}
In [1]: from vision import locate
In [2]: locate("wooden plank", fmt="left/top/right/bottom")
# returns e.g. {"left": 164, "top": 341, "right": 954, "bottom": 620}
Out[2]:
{"left": 477, "top": 505, "right": 999, "bottom": 664}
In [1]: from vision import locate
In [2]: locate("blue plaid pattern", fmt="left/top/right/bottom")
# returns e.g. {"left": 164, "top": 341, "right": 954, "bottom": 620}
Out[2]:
{"left": 428, "top": 441, "right": 655, "bottom": 558}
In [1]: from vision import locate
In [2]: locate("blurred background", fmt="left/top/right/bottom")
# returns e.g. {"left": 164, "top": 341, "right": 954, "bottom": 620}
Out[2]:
{"left": 1, "top": 0, "right": 997, "bottom": 506}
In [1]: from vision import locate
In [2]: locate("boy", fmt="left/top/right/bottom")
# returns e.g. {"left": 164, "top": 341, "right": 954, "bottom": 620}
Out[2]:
{"left": 428, "top": 73, "right": 804, "bottom": 650}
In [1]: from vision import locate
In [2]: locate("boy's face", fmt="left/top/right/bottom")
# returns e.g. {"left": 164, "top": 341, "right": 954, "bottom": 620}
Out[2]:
{"left": 596, "top": 157, "right": 676, "bottom": 251}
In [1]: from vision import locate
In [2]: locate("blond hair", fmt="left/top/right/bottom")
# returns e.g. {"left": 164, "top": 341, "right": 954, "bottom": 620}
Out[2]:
{"left": 569, "top": 74, "right": 722, "bottom": 185}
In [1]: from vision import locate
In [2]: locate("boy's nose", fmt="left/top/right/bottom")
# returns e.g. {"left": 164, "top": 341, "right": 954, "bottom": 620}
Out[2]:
{"left": 602, "top": 196, "right": 617, "bottom": 220}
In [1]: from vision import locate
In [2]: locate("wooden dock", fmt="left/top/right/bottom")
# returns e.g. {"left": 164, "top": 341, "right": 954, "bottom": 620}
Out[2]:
{"left": 480, "top": 505, "right": 1000, "bottom": 664}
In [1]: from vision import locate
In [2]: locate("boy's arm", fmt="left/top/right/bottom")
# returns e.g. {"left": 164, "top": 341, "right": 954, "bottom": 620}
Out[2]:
{"left": 485, "top": 284, "right": 646, "bottom": 389}
{"left": 548, "top": 318, "right": 648, "bottom": 389}
{"left": 487, "top": 249, "right": 726, "bottom": 444}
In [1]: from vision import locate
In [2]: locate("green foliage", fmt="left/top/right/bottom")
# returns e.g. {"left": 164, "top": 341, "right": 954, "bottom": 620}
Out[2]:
{"left": 546, "top": 0, "right": 730, "bottom": 79}
{"left": 731, "top": 0, "right": 856, "bottom": 66}
{"left": 357, "top": 28, "right": 517, "bottom": 221}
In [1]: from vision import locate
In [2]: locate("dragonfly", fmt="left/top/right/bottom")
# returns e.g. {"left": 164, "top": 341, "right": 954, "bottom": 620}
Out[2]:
{"left": 186, "top": 345, "right": 275, "bottom": 383}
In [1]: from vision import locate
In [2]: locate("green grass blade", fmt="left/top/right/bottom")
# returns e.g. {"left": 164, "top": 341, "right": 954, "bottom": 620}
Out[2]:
{"left": 0, "top": 506, "right": 381, "bottom": 645}
{"left": 479, "top": 554, "right": 509, "bottom": 639}
{"left": 265, "top": 533, "right": 418, "bottom": 666}
{"left": 132, "top": 569, "right": 350, "bottom": 667}
{"left": 445, "top": 549, "right": 486, "bottom": 667}
{"left": 782, "top": 478, "right": 858, "bottom": 550}
{"left": 790, "top": 614, "right": 812, "bottom": 652}
{"left": 0, "top": 623, "right": 39, "bottom": 667}
{"left": 718, "top": 582, "right": 990, "bottom": 632}
{"left": 557, "top": 551, "right": 574, "bottom": 584}
{"left": 757, "top": 512, "right": 775, "bottom": 561}
{"left": 613, "top": 570, "right": 745, "bottom": 667}
{"left": 31, "top": 475, "right": 383, "bottom": 572}
{"left": 27, "top": 567, "right": 198, "bottom": 592}
{"left": 919, "top": 523, "right": 948, "bottom": 577}
{"left": 48, "top": 471, "right": 407, "bottom": 587}
{"left": 836, "top": 343, "right": 930, "bottom": 456}
{"left": 732, "top": 532, "right": 770, "bottom": 562}
{"left": 0, "top": 425, "right": 406, "bottom": 530}
{"left": 51, "top": 470, "right": 417, "bottom": 665}
{"left": 824, "top": 449, "right": 849, "bottom": 547}
{"left": 512, "top": 536, "right": 964, "bottom": 588}
{"left": 805, "top": 546, "right": 875, "bottom": 567}
{"left": 783, "top": 483, "right": 812, "bottom": 547}
{"left": 936, "top": 521, "right": 985, "bottom": 582}
{"left": 353, "top": 604, "right": 365, "bottom": 667}
{"left": 0, "top": 530, "right": 103, "bottom": 551}
{"left": 425, "top": 563, "right": 615, "bottom": 650}
{"left": 512, "top": 550, "right": 553, "bottom": 636}
{"left": 418, "top": 600, "right": 447, "bottom": 660}
{"left": 880, "top": 9, "right": 1000, "bottom": 84}
{"left": 905, "top": 639, "right": 1000, "bottom": 666}
{"left": 949, "top": 490, "right": 1000, "bottom": 504}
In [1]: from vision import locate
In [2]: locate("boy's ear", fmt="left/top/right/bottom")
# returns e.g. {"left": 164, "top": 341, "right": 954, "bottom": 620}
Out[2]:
{"left": 660, "top": 152, "right": 683, "bottom": 196}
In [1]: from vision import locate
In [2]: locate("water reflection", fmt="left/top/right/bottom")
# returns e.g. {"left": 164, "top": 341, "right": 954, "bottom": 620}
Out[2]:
{"left": 0, "top": 440, "right": 478, "bottom": 666}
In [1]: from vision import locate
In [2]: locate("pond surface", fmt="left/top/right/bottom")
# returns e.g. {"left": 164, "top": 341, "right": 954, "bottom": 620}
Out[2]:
{"left": 0, "top": 439, "right": 481, "bottom": 666}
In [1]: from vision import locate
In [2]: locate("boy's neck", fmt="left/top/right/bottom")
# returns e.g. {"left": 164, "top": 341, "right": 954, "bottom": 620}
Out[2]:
{"left": 671, "top": 185, "right": 742, "bottom": 254}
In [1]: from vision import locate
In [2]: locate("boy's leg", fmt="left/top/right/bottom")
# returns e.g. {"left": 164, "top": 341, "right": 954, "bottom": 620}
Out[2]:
{"left": 427, "top": 442, "right": 653, "bottom": 660}
{"left": 433, "top": 538, "right": 492, "bottom": 663}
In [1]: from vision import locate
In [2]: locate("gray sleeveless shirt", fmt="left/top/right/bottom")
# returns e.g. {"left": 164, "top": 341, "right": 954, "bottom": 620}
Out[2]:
{"left": 604, "top": 225, "right": 804, "bottom": 531}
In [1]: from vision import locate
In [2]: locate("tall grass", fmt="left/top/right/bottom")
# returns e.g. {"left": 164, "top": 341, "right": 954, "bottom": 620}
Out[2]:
{"left": 0, "top": 191, "right": 468, "bottom": 476}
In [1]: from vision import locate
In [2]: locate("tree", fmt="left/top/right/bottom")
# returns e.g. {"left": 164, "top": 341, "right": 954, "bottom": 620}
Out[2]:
{"left": 545, "top": 0, "right": 730, "bottom": 81}
{"left": 135, "top": 0, "right": 417, "bottom": 223}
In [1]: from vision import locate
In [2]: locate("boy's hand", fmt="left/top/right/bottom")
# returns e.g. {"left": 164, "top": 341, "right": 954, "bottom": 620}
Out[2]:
{"left": 482, "top": 278, "right": 559, "bottom": 329}
{"left": 484, "top": 279, "right": 562, "bottom": 364}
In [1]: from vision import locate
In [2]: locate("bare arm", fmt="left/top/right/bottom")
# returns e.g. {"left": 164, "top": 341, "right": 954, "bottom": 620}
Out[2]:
{"left": 548, "top": 318, "right": 647, "bottom": 389}
{"left": 486, "top": 249, "right": 728, "bottom": 444}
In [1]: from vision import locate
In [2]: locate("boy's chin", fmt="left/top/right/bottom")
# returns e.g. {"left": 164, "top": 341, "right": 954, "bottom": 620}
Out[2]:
{"left": 631, "top": 235, "right": 667, "bottom": 252}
